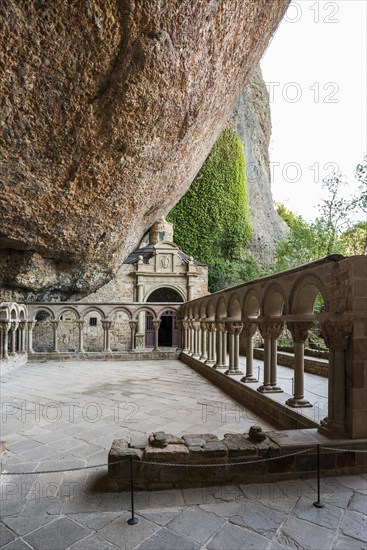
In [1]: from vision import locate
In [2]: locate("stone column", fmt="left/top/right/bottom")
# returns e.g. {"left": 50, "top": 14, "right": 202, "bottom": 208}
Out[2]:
{"left": 9, "top": 322, "right": 18, "bottom": 356}
{"left": 285, "top": 322, "right": 314, "bottom": 407}
{"left": 27, "top": 321, "right": 36, "bottom": 354}
{"left": 182, "top": 321, "right": 190, "bottom": 353}
{"left": 225, "top": 322, "right": 244, "bottom": 375}
{"left": 1, "top": 322, "right": 11, "bottom": 360}
{"left": 102, "top": 320, "right": 112, "bottom": 353}
{"left": 50, "top": 321, "right": 59, "bottom": 353}
{"left": 135, "top": 284, "right": 145, "bottom": 349}
{"left": 77, "top": 321, "right": 85, "bottom": 353}
{"left": 129, "top": 320, "right": 138, "bottom": 351}
{"left": 205, "top": 322, "right": 216, "bottom": 366}
{"left": 214, "top": 322, "right": 226, "bottom": 369}
{"left": 319, "top": 321, "right": 352, "bottom": 436}
{"left": 189, "top": 320, "right": 195, "bottom": 355}
{"left": 192, "top": 321, "right": 201, "bottom": 359}
{"left": 176, "top": 320, "right": 183, "bottom": 351}
{"left": 200, "top": 321, "right": 208, "bottom": 361}
{"left": 257, "top": 319, "right": 283, "bottom": 392}
{"left": 18, "top": 322, "right": 27, "bottom": 353}
{"left": 241, "top": 321, "right": 258, "bottom": 382}
{"left": 152, "top": 319, "right": 161, "bottom": 351}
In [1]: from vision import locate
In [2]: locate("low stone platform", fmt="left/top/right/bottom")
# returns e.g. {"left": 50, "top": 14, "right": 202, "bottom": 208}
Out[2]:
{"left": 27, "top": 350, "right": 180, "bottom": 362}
{"left": 108, "top": 429, "right": 367, "bottom": 491}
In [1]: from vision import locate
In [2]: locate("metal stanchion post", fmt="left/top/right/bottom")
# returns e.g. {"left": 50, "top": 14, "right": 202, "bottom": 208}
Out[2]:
{"left": 258, "top": 366, "right": 260, "bottom": 382}
{"left": 313, "top": 444, "right": 324, "bottom": 508}
{"left": 127, "top": 456, "right": 139, "bottom": 525}
{"left": 291, "top": 377, "right": 294, "bottom": 396}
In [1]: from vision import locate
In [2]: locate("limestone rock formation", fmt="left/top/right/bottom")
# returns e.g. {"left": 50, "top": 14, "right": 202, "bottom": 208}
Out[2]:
{"left": 231, "top": 66, "right": 288, "bottom": 264}
{"left": 0, "top": 0, "right": 290, "bottom": 299}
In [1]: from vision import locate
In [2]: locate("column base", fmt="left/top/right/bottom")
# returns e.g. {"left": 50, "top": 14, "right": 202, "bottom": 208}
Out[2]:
{"left": 213, "top": 364, "right": 226, "bottom": 370}
{"left": 192, "top": 353, "right": 201, "bottom": 359}
{"left": 285, "top": 397, "right": 312, "bottom": 408}
{"left": 9, "top": 352, "right": 17, "bottom": 356}
{"left": 257, "top": 384, "right": 275, "bottom": 393}
{"left": 205, "top": 360, "right": 216, "bottom": 366}
{"left": 52, "top": 350, "right": 59, "bottom": 354}
{"left": 225, "top": 369, "right": 243, "bottom": 376}
{"left": 241, "top": 375, "right": 258, "bottom": 383}
{"left": 269, "top": 385, "right": 283, "bottom": 393}
{"left": 183, "top": 349, "right": 190, "bottom": 354}
{"left": 199, "top": 354, "right": 207, "bottom": 361}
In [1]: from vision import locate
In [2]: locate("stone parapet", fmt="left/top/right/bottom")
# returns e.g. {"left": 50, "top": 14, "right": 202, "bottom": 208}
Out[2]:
{"left": 108, "top": 429, "right": 367, "bottom": 491}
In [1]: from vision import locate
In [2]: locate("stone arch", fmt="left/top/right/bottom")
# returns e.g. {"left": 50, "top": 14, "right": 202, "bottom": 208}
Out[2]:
{"left": 18, "top": 305, "right": 27, "bottom": 320}
{"left": 133, "top": 305, "right": 158, "bottom": 321}
{"left": 289, "top": 273, "right": 329, "bottom": 314}
{"left": 145, "top": 285, "right": 185, "bottom": 303}
{"left": 83, "top": 308, "right": 104, "bottom": 352}
{"left": 33, "top": 308, "right": 54, "bottom": 352}
{"left": 32, "top": 306, "right": 55, "bottom": 321}
{"left": 262, "top": 283, "right": 287, "bottom": 316}
{"left": 228, "top": 293, "right": 242, "bottom": 320}
{"left": 81, "top": 306, "right": 106, "bottom": 322}
{"left": 57, "top": 307, "right": 80, "bottom": 321}
{"left": 216, "top": 297, "right": 227, "bottom": 319}
{"left": 108, "top": 306, "right": 133, "bottom": 321}
{"left": 110, "top": 309, "right": 131, "bottom": 352}
{"left": 206, "top": 300, "right": 216, "bottom": 320}
{"left": 199, "top": 301, "right": 207, "bottom": 319}
{"left": 243, "top": 289, "right": 261, "bottom": 319}
{"left": 58, "top": 309, "right": 79, "bottom": 352}
{"left": 193, "top": 303, "right": 200, "bottom": 320}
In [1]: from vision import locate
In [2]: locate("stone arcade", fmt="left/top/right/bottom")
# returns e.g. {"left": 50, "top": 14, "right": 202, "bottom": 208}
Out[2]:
{"left": 1, "top": 254, "right": 366, "bottom": 446}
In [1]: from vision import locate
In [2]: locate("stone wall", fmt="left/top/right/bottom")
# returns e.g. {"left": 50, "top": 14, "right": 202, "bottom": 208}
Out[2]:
{"left": 108, "top": 429, "right": 367, "bottom": 491}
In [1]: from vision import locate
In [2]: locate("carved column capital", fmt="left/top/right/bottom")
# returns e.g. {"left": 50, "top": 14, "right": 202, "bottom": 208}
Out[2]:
{"left": 182, "top": 320, "right": 189, "bottom": 330}
{"left": 216, "top": 321, "right": 227, "bottom": 333}
{"left": 129, "top": 320, "right": 138, "bottom": 331}
{"left": 0, "top": 321, "right": 11, "bottom": 332}
{"left": 287, "top": 321, "right": 314, "bottom": 344}
{"left": 320, "top": 321, "right": 352, "bottom": 351}
{"left": 101, "top": 320, "right": 112, "bottom": 330}
{"left": 226, "top": 322, "right": 243, "bottom": 336}
{"left": 242, "top": 321, "right": 257, "bottom": 338}
{"left": 77, "top": 320, "right": 85, "bottom": 328}
{"left": 258, "top": 319, "right": 284, "bottom": 340}
{"left": 27, "top": 321, "right": 36, "bottom": 331}
{"left": 200, "top": 321, "right": 208, "bottom": 332}
{"left": 207, "top": 322, "right": 217, "bottom": 333}
{"left": 152, "top": 320, "right": 161, "bottom": 330}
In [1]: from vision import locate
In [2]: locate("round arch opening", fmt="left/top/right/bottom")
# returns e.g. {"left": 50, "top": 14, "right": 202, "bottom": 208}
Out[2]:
{"left": 146, "top": 287, "right": 184, "bottom": 303}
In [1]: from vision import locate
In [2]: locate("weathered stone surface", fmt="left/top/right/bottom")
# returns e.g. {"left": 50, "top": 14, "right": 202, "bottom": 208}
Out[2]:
{"left": 277, "top": 516, "right": 336, "bottom": 549}
{"left": 232, "top": 66, "right": 288, "bottom": 263}
{"left": 166, "top": 435, "right": 184, "bottom": 445}
{"left": 202, "top": 441, "right": 228, "bottom": 458}
{"left": 223, "top": 434, "right": 257, "bottom": 457}
{"left": 144, "top": 444, "right": 189, "bottom": 463}
{"left": 182, "top": 436, "right": 206, "bottom": 448}
{"left": 150, "top": 431, "right": 168, "bottom": 448}
{"left": 340, "top": 510, "right": 367, "bottom": 542}
{"left": 188, "top": 446, "right": 204, "bottom": 459}
{"left": 249, "top": 425, "right": 267, "bottom": 442}
{"left": 0, "top": 0, "right": 290, "bottom": 297}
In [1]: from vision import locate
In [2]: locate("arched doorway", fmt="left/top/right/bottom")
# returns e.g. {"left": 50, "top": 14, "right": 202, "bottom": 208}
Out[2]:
{"left": 145, "top": 287, "right": 182, "bottom": 348}
{"left": 146, "top": 287, "right": 183, "bottom": 303}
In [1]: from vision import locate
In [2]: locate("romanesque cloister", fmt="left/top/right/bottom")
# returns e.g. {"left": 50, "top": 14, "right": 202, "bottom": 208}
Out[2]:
{"left": 1, "top": 254, "right": 366, "bottom": 442}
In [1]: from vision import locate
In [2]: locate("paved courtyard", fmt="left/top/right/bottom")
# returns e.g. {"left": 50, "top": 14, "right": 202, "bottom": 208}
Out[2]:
{"left": 0, "top": 359, "right": 366, "bottom": 549}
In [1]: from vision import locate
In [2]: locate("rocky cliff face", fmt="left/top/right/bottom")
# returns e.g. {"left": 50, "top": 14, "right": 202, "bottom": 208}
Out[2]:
{"left": 0, "top": 0, "right": 290, "bottom": 300}
{"left": 231, "top": 66, "right": 288, "bottom": 264}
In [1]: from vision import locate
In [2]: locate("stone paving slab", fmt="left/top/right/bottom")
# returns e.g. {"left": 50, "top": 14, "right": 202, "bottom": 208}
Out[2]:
{"left": 0, "top": 359, "right": 366, "bottom": 549}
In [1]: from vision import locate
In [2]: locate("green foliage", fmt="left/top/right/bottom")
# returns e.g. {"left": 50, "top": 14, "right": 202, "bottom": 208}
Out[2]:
{"left": 167, "top": 126, "right": 253, "bottom": 292}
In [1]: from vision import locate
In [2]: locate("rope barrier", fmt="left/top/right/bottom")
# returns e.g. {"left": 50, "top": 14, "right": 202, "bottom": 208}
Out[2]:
{"left": 1, "top": 445, "right": 366, "bottom": 477}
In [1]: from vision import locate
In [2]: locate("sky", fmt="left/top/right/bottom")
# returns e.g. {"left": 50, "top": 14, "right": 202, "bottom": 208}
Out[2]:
{"left": 260, "top": 0, "right": 367, "bottom": 222}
